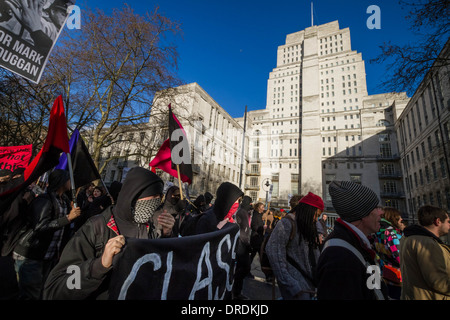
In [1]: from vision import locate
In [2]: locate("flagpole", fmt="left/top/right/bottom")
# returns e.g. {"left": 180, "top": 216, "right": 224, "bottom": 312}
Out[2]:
{"left": 176, "top": 164, "right": 184, "bottom": 200}
{"left": 66, "top": 153, "right": 77, "bottom": 207}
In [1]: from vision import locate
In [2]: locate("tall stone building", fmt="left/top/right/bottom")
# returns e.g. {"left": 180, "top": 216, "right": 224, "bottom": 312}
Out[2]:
{"left": 244, "top": 21, "right": 409, "bottom": 212}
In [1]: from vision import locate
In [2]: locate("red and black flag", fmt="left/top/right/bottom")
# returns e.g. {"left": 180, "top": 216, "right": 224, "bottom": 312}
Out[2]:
{"left": 149, "top": 104, "right": 193, "bottom": 184}
{"left": 55, "top": 129, "right": 101, "bottom": 190}
{"left": 0, "top": 95, "right": 70, "bottom": 213}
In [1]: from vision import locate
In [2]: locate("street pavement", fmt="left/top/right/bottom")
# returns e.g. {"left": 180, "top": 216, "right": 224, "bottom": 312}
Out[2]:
{"left": 242, "top": 254, "right": 281, "bottom": 300}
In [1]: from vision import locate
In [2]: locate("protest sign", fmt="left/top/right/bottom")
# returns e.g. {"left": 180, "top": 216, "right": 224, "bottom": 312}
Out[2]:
{"left": 0, "top": 0, "right": 75, "bottom": 83}
{"left": 108, "top": 224, "right": 240, "bottom": 300}
{"left": 0, "top": 144, "right": 32, "bottom": 172}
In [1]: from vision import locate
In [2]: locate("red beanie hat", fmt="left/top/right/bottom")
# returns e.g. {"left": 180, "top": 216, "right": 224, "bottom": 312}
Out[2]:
{"left": 299, "top": 192, "right": 324, "bottom": 211}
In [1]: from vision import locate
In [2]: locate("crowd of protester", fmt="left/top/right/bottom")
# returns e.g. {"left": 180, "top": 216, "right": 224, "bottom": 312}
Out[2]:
{"left": 0, "top": 166, "right": 449, "bottom": 300}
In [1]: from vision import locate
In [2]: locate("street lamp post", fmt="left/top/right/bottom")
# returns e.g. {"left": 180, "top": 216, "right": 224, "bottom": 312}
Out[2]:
{"left": 262, "top": 178, "right": 272, "bottom": 210}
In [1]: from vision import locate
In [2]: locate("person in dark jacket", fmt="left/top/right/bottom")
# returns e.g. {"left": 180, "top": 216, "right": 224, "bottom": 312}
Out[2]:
{"left": 317, "top": 181, "right": 388, "bottom": 300}
{"left": 43, "top": 167, "right": 175, "bottom": 300}
{"left": 250, "top": 202, "right": 265, "bottom": 263}
{"left": 233, "top": 195, "right": 253, "bottom": 299}
{"left": 154, "top": 186, "right": 187, "bottom": 236}
{"left": 204, "top": 191, "right": 214, "bottom": 208}
{"left": 12, "top": 169, "right": 81, "bottom": 300}
{"left": 74, "top": 186, "right": 112, "bottom": 232}
{"left": 195, "top": 182, "right": 243, "bottom": 235}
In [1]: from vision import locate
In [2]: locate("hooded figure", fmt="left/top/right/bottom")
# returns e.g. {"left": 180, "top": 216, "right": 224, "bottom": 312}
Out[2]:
{"left": 153, "top": 186, "right": 187, "bottom": 236}
{"left": 43, "top": 167, "right": 175, "bottom": 300}
{"left": 195, "top": 182, "right": 243, "bottom": 235}
{"left": 204, "top": 191, "right": 214, "bottom": 207}
{"left": 113, "top": 167, "right": 165, "bottom": 238}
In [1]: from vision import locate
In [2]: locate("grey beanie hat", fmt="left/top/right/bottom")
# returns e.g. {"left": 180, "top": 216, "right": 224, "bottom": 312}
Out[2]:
{"left": 328, "top": 181, "right": 379, "bottom": 222}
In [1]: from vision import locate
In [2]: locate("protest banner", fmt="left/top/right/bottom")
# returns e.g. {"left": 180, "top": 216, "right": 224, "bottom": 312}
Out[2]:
{"left": 108, "top": 224, "right": 240, "bottom": 300}
{"left": 0, "top": 144, "right": 32, "bottom": 172}
{"left": 0, "top": 0, "right": 75, "bottom": 83}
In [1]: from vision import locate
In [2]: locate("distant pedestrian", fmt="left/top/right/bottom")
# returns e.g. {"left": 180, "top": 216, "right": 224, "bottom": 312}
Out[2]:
{"left": 266, "top": 192, "right": 323, "bottom": 300}
{"left": 400, "top": 205, "right": 450, "bottom": 300}
{"left": 316, "top": 213, "right": 329, "bottom": 247}
{"left": 316, "top": 181, "right": 388, "bottom": 300}
{"left": 249, "top": 202, "right": 265, "bottom": 264}
{"left": 288, "top": 194, "right": 303, "bottom": 213}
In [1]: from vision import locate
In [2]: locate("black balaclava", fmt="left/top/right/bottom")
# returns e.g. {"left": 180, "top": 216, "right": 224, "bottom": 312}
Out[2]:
{"left": 240, "top": 196, "right": 253, "bottom": 211}
{"left": 204, "top": 192, "right": 213, "bottom": 205}
{"left": 213, "top": 182, "right": 244, "bottom": 221}
{"left": 113, "top": 167, "right": 164, "bottom": 238}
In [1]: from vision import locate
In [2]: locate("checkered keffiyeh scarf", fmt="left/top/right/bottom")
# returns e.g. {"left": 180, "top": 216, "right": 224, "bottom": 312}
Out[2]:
{"left": 133, "top": 198, "right": 161, "bottom": 224}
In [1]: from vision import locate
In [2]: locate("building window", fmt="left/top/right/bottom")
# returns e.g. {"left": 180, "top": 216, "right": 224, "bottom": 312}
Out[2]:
{"left": 350, "top": 174, "right": 362, "bottom": 184}
{"left": 325, "top": 174, "right": 336, "bottom": 202}
{"left": 432, "top": 162, "right": 438, "bottom": 180}
{"left": 440, "top": 158, "right": 447, "bottom": 178}
{"left": 383, "top": 181, "right": 397, "bottom": 194}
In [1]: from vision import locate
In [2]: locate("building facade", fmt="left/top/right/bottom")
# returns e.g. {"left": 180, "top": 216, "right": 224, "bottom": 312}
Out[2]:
{"left": 396, "top": 39, "right": 450, "bottom": 223}
{"left": 243, "top": 21, "right": 410, "bottom": 212}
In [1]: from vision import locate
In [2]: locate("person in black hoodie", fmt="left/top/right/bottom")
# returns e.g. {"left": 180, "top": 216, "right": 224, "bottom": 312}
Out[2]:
{"left": 43, "top": 167, "right": 175, "bottom": 300}
{"left": 195, "top": 182, "right": 243, "bottom": 235}
{"left": 204, "top": 191, "right": 214, "bottom": 209}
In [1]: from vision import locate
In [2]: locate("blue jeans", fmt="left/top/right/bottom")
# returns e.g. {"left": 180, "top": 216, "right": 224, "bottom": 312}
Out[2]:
{"left": 14, "top": 258, "right": 44, "bottom": 300}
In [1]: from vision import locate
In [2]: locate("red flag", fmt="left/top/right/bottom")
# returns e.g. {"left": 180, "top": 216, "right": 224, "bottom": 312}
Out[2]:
{"left": 24, "top": 95, "right": 70, "bottom": 181}
{"left": 149, "top": 139, "right": 192, "bottom": 184}
{"left": 0, "top": 96, "right": 70, "bottom": 212}
{"left": 168, "top": 104, "right": 193, "bottom": 183}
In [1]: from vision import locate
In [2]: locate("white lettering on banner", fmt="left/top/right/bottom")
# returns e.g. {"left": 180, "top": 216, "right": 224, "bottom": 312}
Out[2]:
{"left": 118, "top": 253, "right": 162, "bottom": 300}
{"left": 117, "top": 231, "right": 240, "bottom": 300}
{"left": 216, "top": 234, "right": 232, "bottom": 293}
{"left": 189, "top": 242, "right": 214, "bottom": 300}
{"left": 161, "top": 251, "right": 173, "bottom": 300}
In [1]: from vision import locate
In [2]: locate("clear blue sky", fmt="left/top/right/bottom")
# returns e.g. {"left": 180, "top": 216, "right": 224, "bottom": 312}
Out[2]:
{"left": 75, "top": 0, "right": 425, "bottom": 118}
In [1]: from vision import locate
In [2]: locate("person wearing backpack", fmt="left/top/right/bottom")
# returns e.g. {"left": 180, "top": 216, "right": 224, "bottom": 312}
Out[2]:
{"left": 316, "top": 181, "right": 388, "bottom": 300}
{"left": 265, "top": 192, "right": 324, "bottom": 300}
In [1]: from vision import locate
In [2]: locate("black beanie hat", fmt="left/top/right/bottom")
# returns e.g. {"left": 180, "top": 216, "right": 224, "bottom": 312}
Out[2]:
{"left": 328, "top": 180, "right": 379, "bottom": 222}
